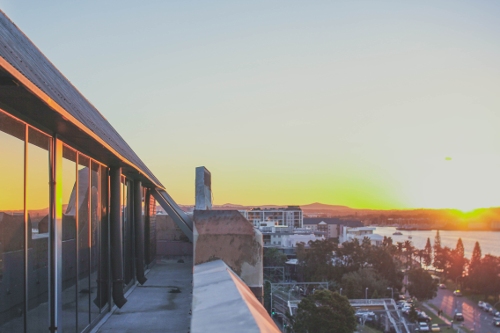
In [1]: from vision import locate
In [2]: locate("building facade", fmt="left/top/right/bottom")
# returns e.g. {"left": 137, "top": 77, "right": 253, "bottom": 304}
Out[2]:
{"left": 0, "top": 11, "right": 193, "bottom": 333}
{"left": 303, "top": 218, "right": 363, "bottom": 239}
{"left": 240, "top": 206, "right": 303, "bottom": 228}
{"left": 339, "top": 226, "right": 384, "bottom": 246}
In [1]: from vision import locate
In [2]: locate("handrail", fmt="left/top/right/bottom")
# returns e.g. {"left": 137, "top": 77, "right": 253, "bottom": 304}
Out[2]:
{"left": 384, "top": 302, "right": 402, "bottom": 333}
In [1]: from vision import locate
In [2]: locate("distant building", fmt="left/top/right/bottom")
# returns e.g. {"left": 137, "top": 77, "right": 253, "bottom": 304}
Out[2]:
{"left": 340, "top": 227, "right": 384, "bottom": 246}
{"left": 240, "top": 206, "right": 303, "bottom": 228}
{"left": 281, "top": 234, "right": 324, "bottom": 248}
{"left": 303, "top": 218, "right": 362, "bottom": 239}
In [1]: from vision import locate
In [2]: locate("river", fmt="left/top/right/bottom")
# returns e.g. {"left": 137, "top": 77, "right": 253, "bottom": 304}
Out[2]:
{"left": 372, "top": 227, "right": 500, "bottom": 259}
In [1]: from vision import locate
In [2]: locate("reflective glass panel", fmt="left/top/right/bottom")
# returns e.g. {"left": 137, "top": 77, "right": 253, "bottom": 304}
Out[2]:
{"left": 27, "top": 127, "right": 50, "bottom": 332}
{"left": 61, "top": 146, "right": 77, "bottom": 333}
{"left": 122, "top": 180, "right": 133, "bottom": 287}
{"left": 99, "top": 167, "right": 109, "bottom": 311}
{"left": 0, "top": 111, "right": 25, "bottom": 332}
{"left": 77, "top": 155, "right": 90, "bottom": 333}
{"left": 89, "top": 162, "right": 100, "bottom": 321}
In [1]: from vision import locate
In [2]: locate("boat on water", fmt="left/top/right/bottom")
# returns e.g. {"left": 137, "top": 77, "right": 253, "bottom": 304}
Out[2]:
{"left": 393, "top": 231, "right": 403, "bottom": 236}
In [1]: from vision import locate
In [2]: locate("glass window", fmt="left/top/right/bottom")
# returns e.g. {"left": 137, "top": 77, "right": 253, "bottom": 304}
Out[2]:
{"left": 61, "top": 145, "right": 77, "bottom": 333}
{"left": 96, "top": 165, "right": 109, "bottom": 313}
{"left": 122, "top": 179, "right": 133, "bottom": 287}
{"left": 77, "top": 155, "right": 90, "bottom": 333}
{"left": 90, "top": 162, "right": 100, "bottom": 321}
{"left": 0, "top": 111, "right": 25, "bottom": 333}
{"left": 148, "top": 196, "right": 157, "bottom": 264}
{"left": 27, "top": 127, "right": 51, "bottom": 333}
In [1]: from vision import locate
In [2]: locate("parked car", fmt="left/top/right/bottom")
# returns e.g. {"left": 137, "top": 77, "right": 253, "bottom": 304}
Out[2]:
{"left": 439, "top": 284, "right": 446, "bottom": 289}
{"left": 493, "top": 314, "right": 500, "bottom": 322}
{"left": 419, "top": 322, "right": 430, "bottom": 332}
{"left": 418, "top": 311, "right": 432, "bottom": 323}
{"left": 483, "top": 303, "right": 493, "bottom": 312}
{"left": 431, "top": 324, "right": 441, "bottom": 332}
{"left": 402, "top": 305, "right": 412, "bottom": 315}
{"left": 494, "top": 320, "right": 500, "bottom": 327}
{"left": 397, "top": 300, "right": 407, "bottom": 309}
{"left": 454, "top": 313, "right": 464, "bottom": 321}
{"left": 453, "top": 290, "right": 462, "bottom": 297}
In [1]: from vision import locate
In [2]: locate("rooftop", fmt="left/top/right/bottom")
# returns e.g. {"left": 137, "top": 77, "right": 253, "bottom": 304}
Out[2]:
{"left": 93, "top": 258, "right": 193, "bottom": 333}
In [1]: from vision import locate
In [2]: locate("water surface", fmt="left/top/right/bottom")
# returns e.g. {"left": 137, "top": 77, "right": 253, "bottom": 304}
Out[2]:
{"left": 373, "top": 227, "right": 500, "bottom": 258}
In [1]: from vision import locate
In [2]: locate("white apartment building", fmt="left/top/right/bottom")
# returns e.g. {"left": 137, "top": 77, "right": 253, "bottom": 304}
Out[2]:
{"left": 340, "top": 227, "right": 384, "bottom": 246}
{"left": 281, "top": 234, "right": 324, "bottom": 247}
{"left": 240, "top": 206, "right": 303, "bottom": 228}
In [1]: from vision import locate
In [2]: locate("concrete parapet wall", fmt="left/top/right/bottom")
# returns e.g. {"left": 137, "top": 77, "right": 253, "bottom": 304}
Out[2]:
{"left": 191, "top": 260, "right": 279, "bottom": 333}
{"left": 155, "top": 214, "right": 192, "bottom": 257}
{"left": 193, "top": 210, "right": 263, "bottom": 298}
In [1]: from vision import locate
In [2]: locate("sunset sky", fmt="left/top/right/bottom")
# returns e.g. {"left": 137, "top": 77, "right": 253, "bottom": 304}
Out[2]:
{"left": 3, "top": 1, "right": 500, "bottom": 210}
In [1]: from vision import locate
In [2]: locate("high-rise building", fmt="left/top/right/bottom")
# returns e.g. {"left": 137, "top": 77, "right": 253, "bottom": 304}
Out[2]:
{"left": 240, "top": 206, "right": 303, "bottom": 228}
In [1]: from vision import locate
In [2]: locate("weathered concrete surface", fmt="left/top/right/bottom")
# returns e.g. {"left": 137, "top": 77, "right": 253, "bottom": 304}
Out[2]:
{"left": 191, "top": 260, "right": 280, "bottom": 333}
{"left": 193, "top": 210, "right": 263, "bottom": 298}
{"left": 96, "top": 257, "right": 192, "bottom": 333}
{"left": 156, "top": 214, "right": 193, "bottom": 256}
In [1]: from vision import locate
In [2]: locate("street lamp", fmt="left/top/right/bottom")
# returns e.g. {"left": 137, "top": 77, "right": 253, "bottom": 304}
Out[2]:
{"left": 387, "top": 287, "right": 393, "bottom": 299}
{"left": 365, "top": 287, "right": 368, "bottom": 300}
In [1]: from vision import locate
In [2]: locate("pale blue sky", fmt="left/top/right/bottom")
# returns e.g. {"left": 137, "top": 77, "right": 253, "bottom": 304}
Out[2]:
{"left": 4, "top": 1, "right": 500, "bottom": 209}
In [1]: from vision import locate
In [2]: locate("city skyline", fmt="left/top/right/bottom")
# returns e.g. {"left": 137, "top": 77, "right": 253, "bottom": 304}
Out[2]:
{"left": 3, "top": 1, "right": 500, "bottom": 211}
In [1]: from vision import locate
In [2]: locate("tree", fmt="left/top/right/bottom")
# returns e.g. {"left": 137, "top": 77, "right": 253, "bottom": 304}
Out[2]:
{"left": 264, "top": 247, "right": 287, "bottom": 267}
{"left": 434, "top": 246, "right": 451, "bottom": 272}
{"left": 467, "top": 242, "right": 482, "bottom": 290}
{"left": 407, "top": 268, "right": 438, "bottom": 301}
{"left": 264, "top": 280, "right": 272, "bottom": 313}
{"left": 368, "top": 246, "right": 404, "bottom": 291}
{"left": 433, "top": 230, "right": 442, "bottom": 267}
{"left": 404, "top": 240, "right": 414, "bottom": 268}
{"left": 415, "top": 249, "right": 427, "bottom": 267}
{"left": 297, "top": 239, "right": 337, "bottom": 282}
{"left": 291, "top": 290, "right": 356, "bottom": 333}
{"left": 408, "top": 304, "right": 419, "bottom": 323}
{"left": 341, "top": 268, "right": 390, "bottom": 299}
{"left": 383, "top": 236, "right": 393, "bottom": 247}
{"left": 424, "top": 238, "right": 433, "bottom": 267}
{"left": 476, "top": 255, "right": 500, "bottom": 299}
{"left": 456, "top": 238, "right": 464, "bottom": 258}
{"left": 447, "top": 239, "right": 468, "bottom": 282}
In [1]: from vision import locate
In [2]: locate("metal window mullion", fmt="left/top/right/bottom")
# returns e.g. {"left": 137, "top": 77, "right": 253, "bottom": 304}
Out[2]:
{"left": 131, "top": 181, "right": 136, "bottom": 285}
{"left": 88, "top": 160, "right": 92, "bottom": 325}
{"left": 75, "top": 153, "right": 79, "bottom": 331}
{"left": 24, "top": 124, "right": 28, "bottom": 333}
{"left": 107, "top": 168, "right": 112, "bottom": 311}
{"left": 49, "top": 138, "right": 63, "bottom": 333}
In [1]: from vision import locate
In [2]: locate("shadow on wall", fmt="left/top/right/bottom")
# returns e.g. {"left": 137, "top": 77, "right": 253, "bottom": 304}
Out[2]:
{"left": 156, "top": 214, "right": 193, "bottom": 257}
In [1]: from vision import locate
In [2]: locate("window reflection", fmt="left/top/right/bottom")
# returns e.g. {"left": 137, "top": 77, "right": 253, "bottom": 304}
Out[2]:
{"left": 90, "top": 162, "right": 100, "bottom": 320}
{"left": 27, "top": 127, "right": 50, "bottom": 333}
{"left": 0, "top": 111, "right": 25, "bottom": 333}
{"left": 0, "top": 110, "right": 109, "bottom": 333}
{"left": 77, "top": 155, "right": 90, "bottom": 333}
{"left": 62, "top": 146, "right": 77, "bottom": 333}
{"left": 122, "top": 179, "right": 133, "bottom": 287}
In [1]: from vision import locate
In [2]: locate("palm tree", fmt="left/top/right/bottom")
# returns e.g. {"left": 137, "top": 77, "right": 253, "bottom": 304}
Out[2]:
{"left": 404, "top": 240, "right": 414, "bottom": 268}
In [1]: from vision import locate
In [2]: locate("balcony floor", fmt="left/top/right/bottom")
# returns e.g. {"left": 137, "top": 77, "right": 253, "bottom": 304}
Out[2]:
{"left": 94, "top": 257, "right": 192, "bottom": 333}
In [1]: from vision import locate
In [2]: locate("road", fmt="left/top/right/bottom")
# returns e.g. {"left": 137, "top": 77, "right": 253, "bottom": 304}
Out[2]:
{"left": 427, "top": 288, "right": 499, "bottom": 333}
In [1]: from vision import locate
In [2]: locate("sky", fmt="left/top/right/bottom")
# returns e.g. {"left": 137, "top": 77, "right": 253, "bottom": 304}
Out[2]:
{"left": 2, "top": 1, "right": 500, "bottom": 210}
